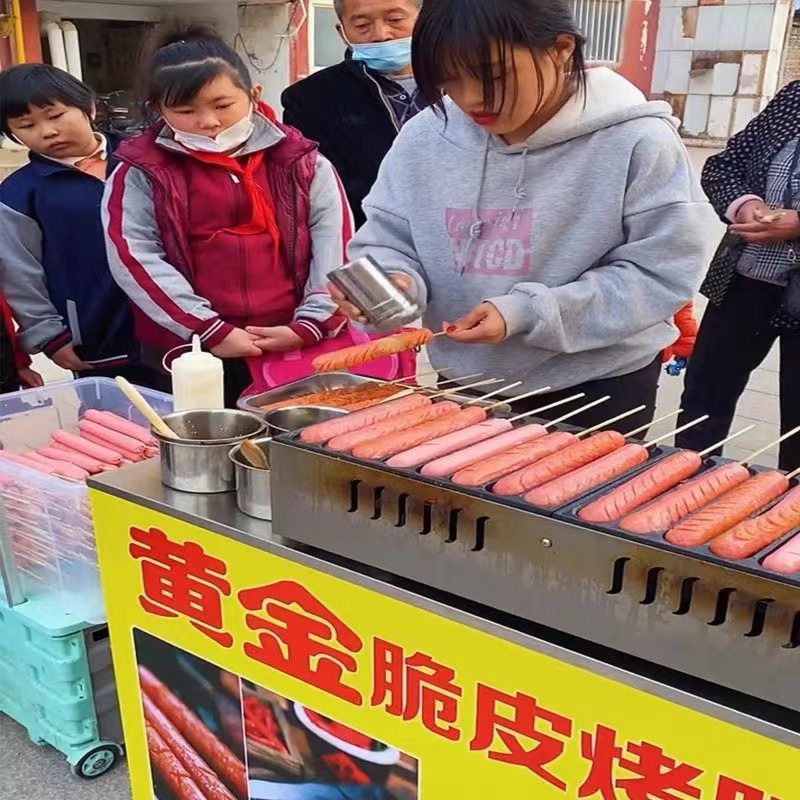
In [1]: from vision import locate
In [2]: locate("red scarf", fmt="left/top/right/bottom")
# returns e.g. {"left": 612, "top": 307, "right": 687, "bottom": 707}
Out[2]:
{"left": 186, "top": 148, "right": 281, "bottom": 258}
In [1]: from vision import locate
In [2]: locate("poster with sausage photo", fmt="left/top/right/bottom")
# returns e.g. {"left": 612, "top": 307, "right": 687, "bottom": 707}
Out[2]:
{"left": 133, "top": 631, "right": 419, "bottom": 800}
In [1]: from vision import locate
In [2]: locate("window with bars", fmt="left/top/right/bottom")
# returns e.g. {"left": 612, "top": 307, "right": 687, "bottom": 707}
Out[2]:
{"left": 572, "top": 0, "right": 627, "bottom": 63}
{"left": 307, "top": 0, "right": 626, "bottom": 74}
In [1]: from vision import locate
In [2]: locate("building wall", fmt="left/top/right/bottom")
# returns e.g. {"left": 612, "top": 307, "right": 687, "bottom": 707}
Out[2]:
{"left": 781, "top": 17, "right": 800, "bottom": 84}
{"left": 651, "top": 0, "right": 793, "bottom": 142}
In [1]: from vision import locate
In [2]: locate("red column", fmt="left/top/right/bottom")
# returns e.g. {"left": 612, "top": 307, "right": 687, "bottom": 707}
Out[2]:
{"left": 616, "top": 0, "right": 660, "bottom": 95}
{"left": 0, "top": 36, "right": 13, "bottom": 69}
{"left": 19, "top": 0, "right": 42, "bottom": 63}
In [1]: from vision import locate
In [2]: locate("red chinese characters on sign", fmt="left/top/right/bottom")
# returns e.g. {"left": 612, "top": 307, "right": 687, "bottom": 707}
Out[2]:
{"left": 579, "top": 724, "right": 704, "bottom": 800}
{"left": 238, "top": 580, "right": 364, "bottom": 705}
{"left": 370, "top": 638, "right": 463, "bottom": 741}
{"left": 470, "top": 683, "right": 573, "bottom": 791}
{"left": 129, "top": 526, "right": 233, "bottom": 647}
{"left": 715, "top": 776, "right": 782, "bottom": 800}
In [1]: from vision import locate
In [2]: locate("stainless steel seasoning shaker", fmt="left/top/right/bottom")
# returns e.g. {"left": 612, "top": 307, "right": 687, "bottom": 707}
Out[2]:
{"left": 328, "top": 256, "right": 420, "bottom": 332}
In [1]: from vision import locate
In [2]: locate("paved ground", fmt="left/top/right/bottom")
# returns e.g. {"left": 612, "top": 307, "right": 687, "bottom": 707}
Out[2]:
{"left": 0, "top": 145, "right": 784, "bottom": 797}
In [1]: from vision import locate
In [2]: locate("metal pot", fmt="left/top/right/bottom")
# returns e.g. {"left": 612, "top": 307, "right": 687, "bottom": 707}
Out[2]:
{"left": 263, "top": 405, "right": 347, "bottom": 437}
{"left": 229, "top": 437, "right": 272, "bottom": 520}
{"left": 155, "top": 410, "right": 267, "bottom": 494}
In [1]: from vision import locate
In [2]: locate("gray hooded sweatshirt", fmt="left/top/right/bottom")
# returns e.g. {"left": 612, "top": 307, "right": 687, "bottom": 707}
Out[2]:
{"left": 348, "top": 68, "right": 715, "bottom": 392}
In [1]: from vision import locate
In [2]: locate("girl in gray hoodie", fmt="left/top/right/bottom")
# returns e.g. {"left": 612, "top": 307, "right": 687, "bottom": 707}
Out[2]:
{"left": 335, "top": 0, "right": 715, "bottom": 430}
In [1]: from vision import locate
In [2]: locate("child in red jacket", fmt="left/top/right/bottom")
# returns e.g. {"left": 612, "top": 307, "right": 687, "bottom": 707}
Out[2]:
{"left": 0, "top": 292, "right": 42, "bottom": 393}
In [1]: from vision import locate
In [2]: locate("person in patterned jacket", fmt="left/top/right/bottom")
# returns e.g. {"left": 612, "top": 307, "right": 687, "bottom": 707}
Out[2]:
{"left": 676, "top": 82, "right": 800, "bottom": 470}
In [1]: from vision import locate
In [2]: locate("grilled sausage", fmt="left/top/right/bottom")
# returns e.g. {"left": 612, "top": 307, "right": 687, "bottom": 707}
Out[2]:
{"left": 145, "top": 723, "right": 208, "bottom": 800}
{"left": 139, "top": 667, "right": 248, "bottom": 799}
{"left": 707, "top": 484, "right": 800, "bottom": 559}
{"left": 386, "top": 419, "right": 513, "bottom": 469}
{"left": 421, "top": 424, "right": 550, "bottom": 479}
{"left": 300, "top": 393, "right": 430, "bottom": 444}
{"left": 523, "top": 444, "right": 649, "bottom": 509}
{"left": 492, "top": 432, "right": 626, "bottom": 497}
{"left": 313, "top": 329, "right": 432, "bottom": 373}
{"left": 762, "top": 532, "right": 800, "bottom": 573}
{"left": 451, "top": 431, "right": 575, "bottom": 487}
{"left": 328, "top": 401, "right": 459, "bottom": 452}
{"left": 666, "top": 471, "right": 790, "bottom": 547}
{"left": 143, "top": 694, "right": 237, "bottom": 800}
{"left": 353, "top": 407, "right": 488, "bottom": 461}
{"left": 578, "top": 451, "right": 703, "bottom": 523}
{"left": 618, "top": 463, "right": 751, "bottom": 535}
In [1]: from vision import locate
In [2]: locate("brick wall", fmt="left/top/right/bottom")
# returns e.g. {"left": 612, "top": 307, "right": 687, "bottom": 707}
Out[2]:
{"left": 782, "top": 20, "right": 800, "bottom": 85}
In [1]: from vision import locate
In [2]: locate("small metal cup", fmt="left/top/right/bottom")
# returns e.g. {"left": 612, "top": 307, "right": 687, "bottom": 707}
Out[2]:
{"left": 328, "top": 256, "right": 420, "bottom": 332}
{"left": 264, "top": 405, "right": 347, "bottom": 437}
{"left": 155, "top": 410, "right": 266, "bottom": 494}
{"left": 229, "top": 437, "right": 272, "bottom": 520}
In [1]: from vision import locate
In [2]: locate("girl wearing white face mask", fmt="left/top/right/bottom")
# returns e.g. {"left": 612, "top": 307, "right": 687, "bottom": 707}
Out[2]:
{"left": 103, "top": 25, "right": 354, "bottom": 406}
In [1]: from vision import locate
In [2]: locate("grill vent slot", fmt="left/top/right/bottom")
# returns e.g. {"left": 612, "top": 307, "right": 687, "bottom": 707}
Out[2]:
{"left": 709, "top": 588, "right": 736, "bottom": 627}
{"left": 473, "top": 517, "right": 489, "bottom": 552}
{"left": 419, "top": 501, "right": 435, "bottom": 536}
{"left": 607, "top": 557, "right": 630, "bottom": 595}
{"left": 745, "top": 598, "right": 774, "bottom": 638}
{"left": 784, "top": 611, "right": 800, "bottom": 649}
{"left": 641, "top": 567, "right": 665, "bottom": 605}
{"left": 395, "top": 493, "right": 409, "bottom": 528}
{"left": 446, "top": 509, "right": 461, "bottom": 544}
{"left": 347, "top": 479, "right": 360, "bottom": 513}
{"left": 371, "top": 486, "right": 385, "bottom": 520}
{"left": 674, "top": 577, "right": 700, "bottom": 616}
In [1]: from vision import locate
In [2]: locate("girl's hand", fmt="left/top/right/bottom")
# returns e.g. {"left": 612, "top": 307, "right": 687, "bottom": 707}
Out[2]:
{"left": 210, "top": 328, "right": 262, "bottom": 359}
{"left": 445, "top": 303, "right": 507, "bottom": 344}
{"left": 52, "top": 343, "right": 93, "bottom": 372}
{"left": 327, "top": 273, "right": 414, "bottom": 323}
{"left": 246, "top": 326, "right": 304, "bottom": 352}
{"left": 18, "top": 367, "right": 44, "bottom": 389}
{"left": 730, "top": 209, "right": 800, "bottom": 243}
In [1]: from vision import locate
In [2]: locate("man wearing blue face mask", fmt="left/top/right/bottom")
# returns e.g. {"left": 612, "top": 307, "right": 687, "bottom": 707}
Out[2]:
{"left": 282, "top": 0, "right": 427, "bottom": 228}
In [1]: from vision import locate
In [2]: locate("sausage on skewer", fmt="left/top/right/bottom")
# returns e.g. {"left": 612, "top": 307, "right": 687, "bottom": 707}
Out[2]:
{"left": 709, "top": 485, "right": 800, "bottom": 559}
{"left": 313, "top": 329, "right": 433, "bottom": 373}
{"left": 666, "top": 471, "right": 790, "bottom": 547}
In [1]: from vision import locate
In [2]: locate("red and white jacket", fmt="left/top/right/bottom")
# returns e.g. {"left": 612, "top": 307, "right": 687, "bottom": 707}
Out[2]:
{"left": 102, "top": 109, "right": 352, "bottom": 358}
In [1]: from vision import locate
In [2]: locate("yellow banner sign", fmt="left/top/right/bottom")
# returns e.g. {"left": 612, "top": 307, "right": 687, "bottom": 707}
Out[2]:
{"left": 91, "top": 491, "right": 798, "bottom": 800}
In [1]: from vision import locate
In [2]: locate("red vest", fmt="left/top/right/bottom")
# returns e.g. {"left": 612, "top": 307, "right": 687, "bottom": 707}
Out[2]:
{"left": 114, "top": 113, "right": 318, "bottom": 355}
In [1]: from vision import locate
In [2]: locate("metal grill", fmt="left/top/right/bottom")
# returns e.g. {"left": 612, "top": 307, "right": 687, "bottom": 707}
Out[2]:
{"left": 573, "top": 0, "right": 627, "bottom": 62}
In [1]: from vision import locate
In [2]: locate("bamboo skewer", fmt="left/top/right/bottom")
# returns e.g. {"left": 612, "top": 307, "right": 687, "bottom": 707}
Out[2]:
{"left": 465, "top": 382, "right": 523, "bottom": 406}
{"left": 573, "top": 405, "right": 647, "bottom": 440}
{"left": 644, "top": 416, "right": 709, "bottom": 449}
{"left": 698, "top": 425, "right": 756, "bottom": 458}
{"left": 738, "top": 424, "right": 800, "bottom": 467}
{"left": 484, "top": 387, "right": 555, "bottom": 412}
{"left": 624, "top": 409, "right": 682, "bottom": 439}
{"left": 430, "top": 378, "right": 504, "bottom": 398}
{"left": 509, "top": 393, "right": 587, "bottom": 423}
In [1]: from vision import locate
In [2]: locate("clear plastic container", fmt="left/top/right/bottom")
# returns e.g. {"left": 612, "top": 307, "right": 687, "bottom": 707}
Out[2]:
{"left": 0, "top": 377, "right": 172, "bottom": 624}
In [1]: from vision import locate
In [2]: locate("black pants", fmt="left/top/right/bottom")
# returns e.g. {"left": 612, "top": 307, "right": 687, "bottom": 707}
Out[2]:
{"left": 443, "top": 356, "right": 661, "bottom": 435}
{"left": 676, "top": 275, "right": 800, "bottom": 471}
{"left": 223, "top": 358, "right": 253, "bottom": 409}
{"left": 510, "top": 357, "right": 662, "bottom": 434}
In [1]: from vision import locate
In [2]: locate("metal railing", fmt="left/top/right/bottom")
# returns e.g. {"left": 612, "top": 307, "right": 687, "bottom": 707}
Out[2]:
{"left": 573, "top": 0, "right": 627, "bottom": 63}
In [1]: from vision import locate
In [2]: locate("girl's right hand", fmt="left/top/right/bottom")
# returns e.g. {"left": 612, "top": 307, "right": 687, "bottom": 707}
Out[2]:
{"left": 210, "top": 328, "right": 262, "bottom": 359}
{"left": 328, "top": 273, "right": 414, "bottom": 323}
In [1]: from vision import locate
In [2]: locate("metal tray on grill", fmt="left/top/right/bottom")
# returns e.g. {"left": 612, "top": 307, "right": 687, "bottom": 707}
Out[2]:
{"left": 238, "top": 372, "right": 373, "bottom": 413}
{"left": 556, "top": 458, "right": 800, "bottom": 589}
{"left": 239, "top": 374, "right": 512, "bottom": 415}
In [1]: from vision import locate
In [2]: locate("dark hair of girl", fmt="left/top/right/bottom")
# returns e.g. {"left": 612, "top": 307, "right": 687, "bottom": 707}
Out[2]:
{"left": 0, "top": 64, "right": 94, "bottom": 139}
{"left": 140, "top": 24, "right": 253, "bottom": 108}
{"left": 412, "top": 0, "right": 587, "bottom": 116}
